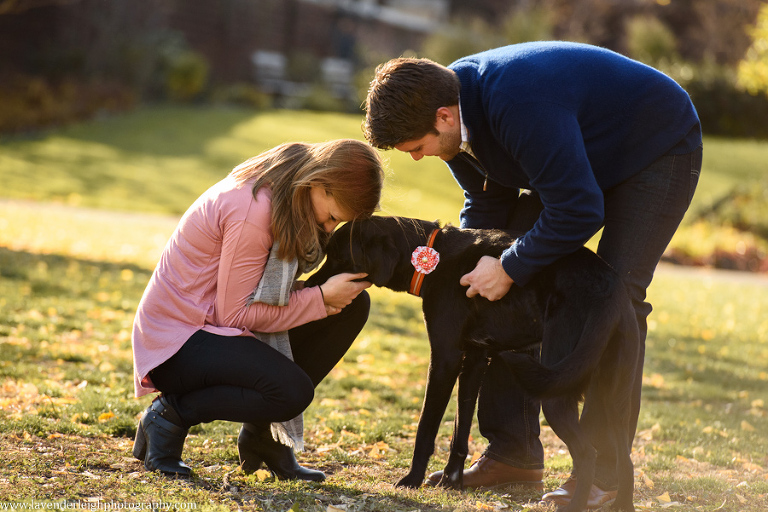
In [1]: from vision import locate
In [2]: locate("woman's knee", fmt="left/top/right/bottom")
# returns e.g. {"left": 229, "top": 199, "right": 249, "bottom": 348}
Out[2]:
{"left": 341, "top": 289, "right": 370, "bottom": 327}
{"left": 271, "top": 370, "right": 315, "bottom": 421}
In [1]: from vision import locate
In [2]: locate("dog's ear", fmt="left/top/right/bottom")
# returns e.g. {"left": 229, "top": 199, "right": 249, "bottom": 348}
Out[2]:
{"left": 364, "top": 234, "right": 399, "bottom": 286}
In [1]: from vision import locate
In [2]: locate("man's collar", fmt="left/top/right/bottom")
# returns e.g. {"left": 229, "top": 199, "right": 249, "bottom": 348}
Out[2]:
{"left": 458, "top": 100, "right": 474, "bottom": 157}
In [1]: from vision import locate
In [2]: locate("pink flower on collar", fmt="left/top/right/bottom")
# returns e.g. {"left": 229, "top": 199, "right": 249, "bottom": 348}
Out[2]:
{"left": 411, "top": 246, "right": 440, "bottom": 274}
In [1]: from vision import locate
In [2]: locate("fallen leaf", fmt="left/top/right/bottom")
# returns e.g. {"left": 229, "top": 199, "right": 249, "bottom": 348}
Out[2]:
{"left": 98, "top": 411, "right": 116, "bottom": 422}
{"left": 644, "top": 475, "right": 655, "bottom": 489}
{"left": 255, "top": 469, "right": 271, "bottom": 481}
{"left": 657, "top": 492, "right": 671, "bottom": 503}
{"left": 741, "top": 420, "right": 756, "bottom": 432}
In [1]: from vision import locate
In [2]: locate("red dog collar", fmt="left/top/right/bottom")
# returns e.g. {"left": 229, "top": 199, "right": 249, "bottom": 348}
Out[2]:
{"left": 409, "top": 229, "right": 440, "bottom": 297}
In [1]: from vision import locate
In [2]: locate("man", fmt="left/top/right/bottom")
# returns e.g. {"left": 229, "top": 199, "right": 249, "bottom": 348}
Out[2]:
{"left": 364, "top": 42, "right": 701, "bottom": 509}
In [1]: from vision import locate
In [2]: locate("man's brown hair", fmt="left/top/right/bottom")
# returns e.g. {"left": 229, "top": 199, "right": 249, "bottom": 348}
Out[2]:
{"left": 363, "top": 57, "right": 460, "bottom": 149}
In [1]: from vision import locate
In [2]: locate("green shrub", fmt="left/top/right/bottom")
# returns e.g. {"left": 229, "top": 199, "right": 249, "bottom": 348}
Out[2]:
{"left": 299, "top": 84, "right": 348, "bottom": 112}
{"left": 0, "top": 75, "right": 136, "bottom": 134}
{"left": 685, "top": 64, "right": 768, "bottom": 139}
{"left": 625, "top": 15, "right": 679, "bottom": 67}
{"left": 210, "top": 83, "right": 273, "bottom": 109}
{"left": 737, "top": 3, "right": 768, "bottom": 98}
{"left": 697, "top": 178, "right": 768, "bottom": 240}
{"left": 164, "top": 50, "right": 209, "bottom": 102}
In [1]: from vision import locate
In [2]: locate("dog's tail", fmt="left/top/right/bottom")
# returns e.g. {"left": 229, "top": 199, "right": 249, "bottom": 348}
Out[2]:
{"left": 504, "top": 300, "right": 624, "bottom": 399}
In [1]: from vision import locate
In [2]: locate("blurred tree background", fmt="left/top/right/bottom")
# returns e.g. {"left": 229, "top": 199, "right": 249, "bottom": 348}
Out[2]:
{"left": 1, "top": 0, "right": 767, "bottom": 138}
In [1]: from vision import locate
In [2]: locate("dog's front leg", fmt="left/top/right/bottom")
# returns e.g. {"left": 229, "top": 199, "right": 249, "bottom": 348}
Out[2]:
{"left": 439, "top": 349, "right": 489, "bottom": 490}
{"left": 396, "top": 347, "right": 464, "bottom": 489}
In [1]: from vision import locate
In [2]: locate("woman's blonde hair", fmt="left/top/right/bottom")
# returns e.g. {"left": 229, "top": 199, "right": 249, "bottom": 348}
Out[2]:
{"left": 230, "top": 139, "right": 384, "bottom": 269}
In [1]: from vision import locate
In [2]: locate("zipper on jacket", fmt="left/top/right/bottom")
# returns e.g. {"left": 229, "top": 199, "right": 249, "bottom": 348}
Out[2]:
{"left": 458, "top": 152, "right": 489, "bottom": 191}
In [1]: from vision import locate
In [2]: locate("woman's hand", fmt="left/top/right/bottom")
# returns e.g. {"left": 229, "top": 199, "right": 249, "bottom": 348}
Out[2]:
{"left": 319, "top": 273, "right": 371, "bottom": 315}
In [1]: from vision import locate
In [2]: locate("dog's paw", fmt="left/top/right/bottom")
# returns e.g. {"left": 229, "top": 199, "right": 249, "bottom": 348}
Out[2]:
{"left": 610, "top": 500, "right": 635, "bottom": 512}
{"left": 438, "top": 473, "right": 463, "bottom": 490}
{"left": 395, "top": 473, "right": 424, "bottom": 489}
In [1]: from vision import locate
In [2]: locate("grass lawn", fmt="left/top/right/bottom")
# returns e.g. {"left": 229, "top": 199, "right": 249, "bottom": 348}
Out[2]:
{"left": 0, "top": 106, "right": 466, "bottom": 224}
{"left": 1, "top": 107, "right": 768, "bottom": 510}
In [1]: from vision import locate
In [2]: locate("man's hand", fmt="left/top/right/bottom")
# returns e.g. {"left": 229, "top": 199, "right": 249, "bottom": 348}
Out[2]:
{"left": 319, "top": 273, "right": 371, "bottom": 315}
{"left": 459, "top": 256, "right": 513, "bottom": 301}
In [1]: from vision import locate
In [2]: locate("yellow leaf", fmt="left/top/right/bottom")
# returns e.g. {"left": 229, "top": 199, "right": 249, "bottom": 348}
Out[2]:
{"left": 474, "top": 502, "right": 494, "bottom": 511}
{"left": 741, "top": 420, "right": 756, "bottom": 432}
{"left": 469, "top": 451, "right": 482, "bottom": 465}
{"left": 752, "top": 399, "right": 764, "bottom": 409}
{"left": 356, "top": 354, "right": 375, "bottom": 364}
{"left": 643, "top": 373, "right": 666, "bottom": 389}
{"left": 98, "top": 362, "right": 115, "bottom": 372}
{"left": 255, "top": 469, "right": 271, "bottom": 481}
{"left": 657, "top": 492, "right": 671, "bottom": 503}
{"left": 365, "top": 441, "right": 390, "bottom": 459}
{"left": 98, "top": 411, "right": 116, "bottom": 422}
{"left": 644, "top": 476, "right": 655, "bottom": 489}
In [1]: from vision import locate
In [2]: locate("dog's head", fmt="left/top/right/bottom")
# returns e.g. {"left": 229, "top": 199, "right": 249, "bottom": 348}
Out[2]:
{"left": 307, "top": 216, "right": 439, "bottom": 291}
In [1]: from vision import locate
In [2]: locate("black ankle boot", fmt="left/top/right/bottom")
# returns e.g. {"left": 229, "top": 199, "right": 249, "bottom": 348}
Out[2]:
{"left": 238, "top": 423, "right": 325, "bottom": 482}
{"left": 135, "top": 396, "right": 191, "bottom": 477}
{"left": 236, "top": 425, "right": 264, "bottom": 472}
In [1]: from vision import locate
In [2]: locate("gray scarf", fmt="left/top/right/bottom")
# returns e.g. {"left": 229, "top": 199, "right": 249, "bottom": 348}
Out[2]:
{"left": 246, "top": 242, "right": 304, "bottom": 451}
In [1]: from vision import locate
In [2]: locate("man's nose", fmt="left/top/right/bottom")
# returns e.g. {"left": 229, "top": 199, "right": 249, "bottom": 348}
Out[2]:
{"left": 410, "top": 152, "right": 423, "bottom": 161}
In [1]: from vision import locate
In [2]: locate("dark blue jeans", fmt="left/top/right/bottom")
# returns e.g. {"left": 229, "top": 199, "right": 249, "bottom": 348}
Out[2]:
{"left": 149, "top": 291, "right": 370, "bottom": 427}
{"left": 479, "top": 147, "right": 702, "bottom": 487}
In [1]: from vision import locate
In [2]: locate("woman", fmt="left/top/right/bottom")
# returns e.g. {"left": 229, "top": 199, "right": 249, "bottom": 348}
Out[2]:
{"left": 131, "top": 139, "right": 384, "bottom": 480}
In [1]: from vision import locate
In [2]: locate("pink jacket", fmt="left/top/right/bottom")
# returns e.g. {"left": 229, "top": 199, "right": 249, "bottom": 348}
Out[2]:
{"left": 131, "top": 177, "right": 327, "bottom": 397}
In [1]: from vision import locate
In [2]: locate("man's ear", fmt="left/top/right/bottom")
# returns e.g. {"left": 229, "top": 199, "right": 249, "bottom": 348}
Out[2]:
{"left": 435, "top": 106, "right": 458, "bottom": 129}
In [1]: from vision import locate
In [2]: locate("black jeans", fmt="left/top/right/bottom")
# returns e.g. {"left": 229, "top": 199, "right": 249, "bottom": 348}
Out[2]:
{"left": 479, "top": 147, "right": 702, "bottom": 487}
{"left": 149, "top": 291, "right": 370, "bottom": 428}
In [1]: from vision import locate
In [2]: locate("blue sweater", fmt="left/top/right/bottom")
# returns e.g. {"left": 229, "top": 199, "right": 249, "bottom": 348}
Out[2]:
{"left": 447, "top": 42, "right": 701, "bottom": 286}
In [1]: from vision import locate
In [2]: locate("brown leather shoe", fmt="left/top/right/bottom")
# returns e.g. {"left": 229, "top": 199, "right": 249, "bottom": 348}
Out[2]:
{"left": 541, "top": 477, "right": 618, "bottom": 509}
{"left": 425, "top": 455, "right": 544, "bottom": 490}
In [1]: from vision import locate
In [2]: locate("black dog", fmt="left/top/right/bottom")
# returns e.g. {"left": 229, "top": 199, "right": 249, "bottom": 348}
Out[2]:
{"left": 307, "top": 216, "right": 640, "bottom": 512}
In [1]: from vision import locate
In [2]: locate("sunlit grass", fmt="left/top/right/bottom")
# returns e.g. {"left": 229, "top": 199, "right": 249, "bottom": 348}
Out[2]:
{"left": 1, "top": 108, "right": 768, "bottom": 509}
{"left": 1, "top": 197, "right": 767, "bottom": 510}
{"left": 0, "top": 106, "right": 464, "bottom": 224}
